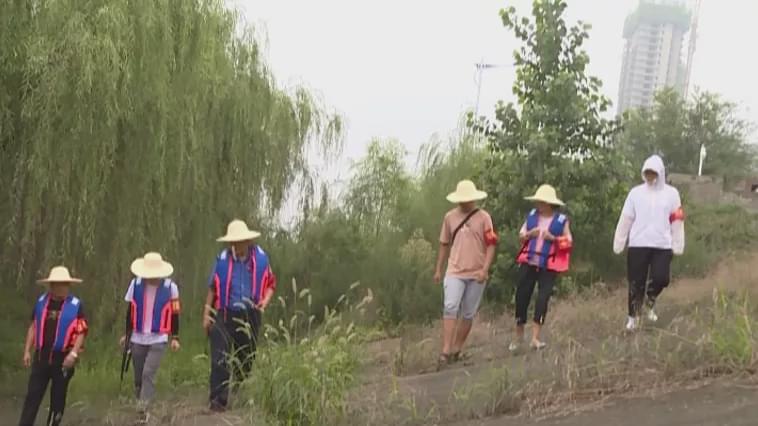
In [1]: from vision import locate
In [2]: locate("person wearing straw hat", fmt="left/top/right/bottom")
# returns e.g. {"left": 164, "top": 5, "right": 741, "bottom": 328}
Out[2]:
{"left": 613, "top": 155, "right": 685, "bottom": 331}
{"left": 434, "top": 180, "right": 498, "bottom": 368}
{"left": 204, "top": 219, "right": 277, "bottom": 412}
{"left": 510, "top": 184, "right": 572, "bottom": 351}
{"left": 18, "top": 266, "right": 89, "bottom": 426}
{"left": 119, "top": 252, "right": 181, "bottom": 422}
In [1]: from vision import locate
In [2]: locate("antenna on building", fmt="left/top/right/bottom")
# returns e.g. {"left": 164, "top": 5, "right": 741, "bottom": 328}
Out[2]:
{"left": 683, "top": 0, "right": 702, "bottom": 99}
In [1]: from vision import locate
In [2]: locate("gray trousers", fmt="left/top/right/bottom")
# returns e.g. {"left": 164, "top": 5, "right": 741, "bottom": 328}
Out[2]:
{"left": 131, "top": 343, "right": 167, "bottom": 405}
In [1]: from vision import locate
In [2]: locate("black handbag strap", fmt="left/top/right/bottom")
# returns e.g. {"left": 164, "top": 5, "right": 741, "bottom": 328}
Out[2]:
{"left": 450, "top": 209, "right": 480, "bottom": 245}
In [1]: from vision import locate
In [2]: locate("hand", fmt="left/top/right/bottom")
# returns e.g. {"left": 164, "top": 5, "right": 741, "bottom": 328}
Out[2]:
{"left": 433, "top": 270, "right": 442, "bottom": 284}
{"left": 543, "top": 231, "right": 556, "bottom": 241}
{"left": 119, "top": 335, "right": 126, "bottom": 348}
{"left": 170, "top": 338, "right": 181, "bottom": 352}
{"left": 528, "top": 228, "right": 541, "bottom": 238}
{"left": 62, "top": 352, "right": 77, "bottom": 369}
{"left": 203, "top": 315, "right": 213, "bottom": 334}
{"left": 23, "top": 351, "right": 31, "bottom": 368}
{"left": 474, "top": 269, "right": 489, "bottom": 283}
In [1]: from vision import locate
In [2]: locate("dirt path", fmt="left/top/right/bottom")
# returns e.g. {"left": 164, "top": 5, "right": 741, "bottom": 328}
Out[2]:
{"left": 462, "top": 380, "right": 758, "bottom": 426}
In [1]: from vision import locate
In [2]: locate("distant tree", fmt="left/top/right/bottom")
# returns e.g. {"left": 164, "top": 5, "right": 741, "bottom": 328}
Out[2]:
{"left": 620, "top": 89, "right": 756, "bottom": 186}
{"left": 344, "top": 139, "right": 413, "bottom": 237}
{"left": 477, "top": 0, "right": 631, "bottom": 300}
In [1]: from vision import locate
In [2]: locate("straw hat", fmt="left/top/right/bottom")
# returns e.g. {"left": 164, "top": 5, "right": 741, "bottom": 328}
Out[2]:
{"left": 216, "top": 219, "right": 261, "bottom": 242}
{"left": 446, "top": 180, "right": 488, "bottom": 203}
{"left": 524, "top": 184, "right": 565, "bottom": 206}
{"left": 37, "top": 266, "right": 82, "bottom": 284}
{"left": 130, "top": 252, "right": 174, "bottom": 279}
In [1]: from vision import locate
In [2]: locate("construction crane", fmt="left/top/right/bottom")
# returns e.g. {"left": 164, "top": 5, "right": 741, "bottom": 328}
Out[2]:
{"left": 683, "top": 0, "right": 702, "bottom": 99}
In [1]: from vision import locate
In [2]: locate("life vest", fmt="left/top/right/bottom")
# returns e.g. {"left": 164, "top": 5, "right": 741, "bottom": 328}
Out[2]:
{"left": 130, "top": 278, "right": 174, "bottom": 334}
{"left": 212, "top": 246, "right": 273, "bottom": 311}
{"left": 33, "top": 293, "right": 81, "bottom": 352}
{"left": 516, "top": 210, "right": 572, "bottom": 272}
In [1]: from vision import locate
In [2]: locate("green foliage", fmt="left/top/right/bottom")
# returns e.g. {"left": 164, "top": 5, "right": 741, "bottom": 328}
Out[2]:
{"left": 479, "top": 0, "right": 631, "bottom": 303}
{"left": 620, "top": 89, "right": 756, "bottom": 186}
{"left": 709, "top": 290, "right": 756, "bottom": 369}
{"left": 243, "top": 281, "right": 370, "bottom": 425}
{"left": 0, "top": 0, "right": 340, "bottom": 320}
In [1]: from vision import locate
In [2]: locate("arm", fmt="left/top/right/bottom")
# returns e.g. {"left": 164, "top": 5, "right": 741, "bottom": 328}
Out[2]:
{"left": 671, "top": 192, "right": 685, "bottom": 255}
{"left": 258, "top": 266, "right": 277, "bottom": 309}
{"left": 203, "top": 287, "right": 215, "bottom": 332}
{"left": 434, "top": 243, "right": 450, "bottom": 282}
{"left": 613, "top": 194, "right": 636, "bottom": 255}
{"left": 22, "top": 323, "right": 34, "bottom": 367}
{"left": 170, "top": 283, "right": 181, "bottom": 340}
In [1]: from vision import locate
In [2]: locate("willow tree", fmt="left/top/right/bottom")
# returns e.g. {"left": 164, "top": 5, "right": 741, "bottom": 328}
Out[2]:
{"left": 0, "top": 0, "right": 341, "bottom": 323}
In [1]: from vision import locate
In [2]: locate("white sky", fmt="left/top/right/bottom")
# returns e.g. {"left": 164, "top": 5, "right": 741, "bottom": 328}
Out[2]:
{"left": 233, "top": 0, "right": 758, "bottom": 182}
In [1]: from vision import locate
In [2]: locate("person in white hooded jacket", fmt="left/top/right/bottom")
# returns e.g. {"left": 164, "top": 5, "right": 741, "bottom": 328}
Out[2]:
{"left": 613, "top": 155, "right": 685, "bottom": 331}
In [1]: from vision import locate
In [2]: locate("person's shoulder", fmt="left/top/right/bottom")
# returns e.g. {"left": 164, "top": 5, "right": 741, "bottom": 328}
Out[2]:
{"left": 216, "top": 248, "right": 230, "bottom": 260}
{"left": 68, "top": 294, "right": 83, "bottom": 307}
{"left": 664, "top": 184, "right": 681, "bottom": 196}
{"left": 444, "top": 208, "right": 458, "bottom": 219}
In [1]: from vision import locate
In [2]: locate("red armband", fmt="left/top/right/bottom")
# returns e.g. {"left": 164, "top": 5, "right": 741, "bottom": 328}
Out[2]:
{"left": 669, "top": 207, "right": 685, "bottom": 223}
{"left": 556, "top": 236, "right": 572, "bottom": 250}
{"left": 484, "top": 229, "right": 499, "bottom": 246}
{"left": 76, "top": 318, "right": 89, "bottom": 335}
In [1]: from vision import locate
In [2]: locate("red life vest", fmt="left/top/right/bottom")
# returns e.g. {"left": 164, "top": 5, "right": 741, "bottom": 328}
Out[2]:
{"left": 516, "top": 210, "right": 572, "bottom": 273}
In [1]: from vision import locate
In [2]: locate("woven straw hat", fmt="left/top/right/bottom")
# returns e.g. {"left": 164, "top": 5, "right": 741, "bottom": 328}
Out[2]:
{"left": 524, "top": 184, "right": 565, "bottom": 206}
{"left": 130, "top": 252, "right": 174, "bottom": 279}
{"left": 37, "top": 266, "right": 82, "bottom": 284}
{"left": 216, "top": 219, "right": 261, "bottom": 242}
{"left": 446, "top": 180, "right": 488, "bottom": 203}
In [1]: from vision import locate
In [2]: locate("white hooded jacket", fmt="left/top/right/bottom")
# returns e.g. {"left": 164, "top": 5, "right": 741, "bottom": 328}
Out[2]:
{"left": 613, "top": 155, "right": 685, "bottom": 254}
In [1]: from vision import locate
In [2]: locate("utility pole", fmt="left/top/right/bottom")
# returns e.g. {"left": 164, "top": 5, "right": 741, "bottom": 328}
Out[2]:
{"left": 474, "top": 60, "right": 506, "bottom": 117}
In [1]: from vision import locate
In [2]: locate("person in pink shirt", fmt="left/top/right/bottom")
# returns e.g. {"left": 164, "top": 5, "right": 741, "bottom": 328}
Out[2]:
{"left": 510, "top": 185, "right": 572, "bottom": 351}
{"left": 120, "top": 252, "right": 181, "bottom": 423}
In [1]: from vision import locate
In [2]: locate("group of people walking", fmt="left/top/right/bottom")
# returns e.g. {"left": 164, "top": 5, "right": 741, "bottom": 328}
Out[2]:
{"left": 435, "top": 154, "right": 685, "bottom": 366}
{"left": 17, "top": 154, "right": 684, "bottom": 425}
{"left": 18, "top": 219, "right": 275, "bottom": 425}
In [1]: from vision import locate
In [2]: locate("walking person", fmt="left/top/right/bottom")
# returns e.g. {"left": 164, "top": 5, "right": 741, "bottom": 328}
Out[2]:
{"left": 204, "top": 219, "right": 277, "bottom": 412}
{"left": 613, "top": 154, "right": 685, "bottom": 331}
{"left": 434, "top": 180, "right": 498, "bottom": 368}
{"left": 510, "top": 184, "right": 572, "bottom": 351}
{"left": 120, "top": 252, "right": 181, "bottom": 423}
{"left": 19, "top": 266, "right": 89, "bottom": 426}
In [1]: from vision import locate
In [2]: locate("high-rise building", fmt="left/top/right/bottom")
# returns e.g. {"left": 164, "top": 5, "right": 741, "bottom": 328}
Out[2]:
{"left": 617, "top": 1, "right": 691, "bottom": 115}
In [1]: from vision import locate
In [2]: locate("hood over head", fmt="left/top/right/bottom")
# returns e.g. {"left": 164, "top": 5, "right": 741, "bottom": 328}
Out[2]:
{"left": 641, "top": 155, "right": 666, "bottom": 189}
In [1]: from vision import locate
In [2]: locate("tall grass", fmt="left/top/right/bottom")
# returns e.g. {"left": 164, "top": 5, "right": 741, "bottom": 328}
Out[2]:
{"left": 240, "top": 280, "right": 372, "bottom": 425}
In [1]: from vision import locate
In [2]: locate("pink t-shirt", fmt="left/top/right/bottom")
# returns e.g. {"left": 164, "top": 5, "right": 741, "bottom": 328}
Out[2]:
{"left": 141, "top": 285, "right": 157, "bottom": 334}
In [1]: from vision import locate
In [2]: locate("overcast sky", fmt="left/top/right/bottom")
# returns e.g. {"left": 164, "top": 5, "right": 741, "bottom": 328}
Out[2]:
{"left": 233, "top": 0, "right": 757, "bottom": 181}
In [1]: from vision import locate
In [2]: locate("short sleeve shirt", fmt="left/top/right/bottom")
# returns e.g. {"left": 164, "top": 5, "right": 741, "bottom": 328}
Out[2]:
{"left": 440, "top": 208, "right": 497, "bottom": 279}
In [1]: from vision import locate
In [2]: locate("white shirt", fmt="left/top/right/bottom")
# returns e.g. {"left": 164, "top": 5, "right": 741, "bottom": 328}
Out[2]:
{"left": 124, "top": 279, "right": 179, "bottom": 346}
{"left": 621, "top": 183, "right": 681, "bottom": 249}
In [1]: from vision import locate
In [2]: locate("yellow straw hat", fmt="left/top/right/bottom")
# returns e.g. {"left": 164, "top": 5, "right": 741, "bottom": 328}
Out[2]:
{"left": 216, "top": 219, "right": 261, "bottom": 242}
{"left": 524, "top": 184, "right": 565, "bottom": 206}
{"left": 446, "top": 180, "right": 488, "bottom": 203}
{"left": 130, "top": 252, "right": 174, "bottom": 279}
{"left": 37, "top": 266, "right": 82, "bottom": 285}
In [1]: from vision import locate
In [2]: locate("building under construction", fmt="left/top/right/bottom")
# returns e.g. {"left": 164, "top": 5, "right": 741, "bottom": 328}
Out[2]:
{"left": 617, "top": 1, "right": 696, "bottom": 115}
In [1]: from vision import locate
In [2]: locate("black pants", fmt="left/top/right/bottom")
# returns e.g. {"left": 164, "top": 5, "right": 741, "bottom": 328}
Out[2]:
{"left": 515, "top": 264, "right": 557, "bottom": 326}
{"left": 627, "top": 247, "right": 673, "bottom": 317}
{"left": 18, "top": 357, "right": 75, "bottom": 426}
{"left": 209, "top": 308, "right": 261, "bottom": 408}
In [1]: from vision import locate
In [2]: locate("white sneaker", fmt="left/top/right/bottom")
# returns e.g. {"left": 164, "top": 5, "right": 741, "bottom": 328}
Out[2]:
{"left": 647, "top": 308, "right": 658, "bottom": 323}
{"left": 625, "top": 316, "right": 638, "bottom": 331}
{"left": 508, "top": 341, "right": 520, "bottom": 352}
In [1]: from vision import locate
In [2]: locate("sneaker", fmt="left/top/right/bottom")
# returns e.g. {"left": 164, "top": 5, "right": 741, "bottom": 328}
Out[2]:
{"left": 647, "top": 308, "right": 658, "bottom": 323}
{"left": 625, "top": 316, "right": 638, "bottom": 331}
{"left": 530, "top": 340, "right": 547, "bottom": 350}
{"left": 508, "top": 341, "right": 519, "bottom": 352}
